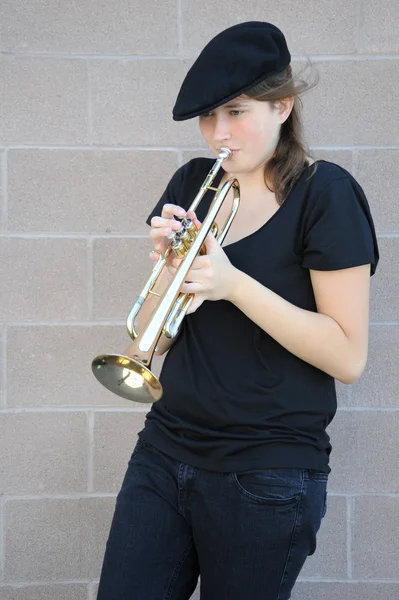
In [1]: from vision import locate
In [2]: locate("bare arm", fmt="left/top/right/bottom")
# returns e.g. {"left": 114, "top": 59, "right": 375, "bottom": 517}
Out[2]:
{"left": 227, "top": 264, "right": 371, "bottom": 384}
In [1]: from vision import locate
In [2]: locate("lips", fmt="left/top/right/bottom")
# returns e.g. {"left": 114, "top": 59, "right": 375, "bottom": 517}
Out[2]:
{"left": 218, "top": 149, "right": 239, "bottom": 155}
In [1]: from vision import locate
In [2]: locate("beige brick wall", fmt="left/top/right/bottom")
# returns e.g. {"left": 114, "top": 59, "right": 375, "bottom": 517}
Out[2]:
{"left": 0, "top": 2, "right": 398, "bottom": 599}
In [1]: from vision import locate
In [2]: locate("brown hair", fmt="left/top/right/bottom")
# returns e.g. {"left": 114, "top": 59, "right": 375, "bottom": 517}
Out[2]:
{"left": 244, "top": 62, "right": 319, "bottom": 205}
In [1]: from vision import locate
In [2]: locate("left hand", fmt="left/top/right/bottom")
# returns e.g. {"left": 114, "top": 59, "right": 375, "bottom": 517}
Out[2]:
{"left": 168, "top": 215, "right": 238, "bottom": 314}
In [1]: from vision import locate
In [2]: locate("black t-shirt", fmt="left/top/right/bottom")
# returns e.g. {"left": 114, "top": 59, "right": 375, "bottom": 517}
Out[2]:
{"left": 139, "top": 158, "right": 379, "bottom": 473}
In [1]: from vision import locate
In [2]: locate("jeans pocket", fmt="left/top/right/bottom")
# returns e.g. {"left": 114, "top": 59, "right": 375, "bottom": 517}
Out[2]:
{"left": 231, "top": 468, "right": 303, "bottom": 505}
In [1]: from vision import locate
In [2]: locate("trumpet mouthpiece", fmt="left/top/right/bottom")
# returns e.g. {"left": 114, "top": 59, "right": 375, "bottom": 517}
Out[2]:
{"left": 218, "top": 147, "right": 232, "bottom": 160}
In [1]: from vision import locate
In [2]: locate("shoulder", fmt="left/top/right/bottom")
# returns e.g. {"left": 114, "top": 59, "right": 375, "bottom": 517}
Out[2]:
{"left": 145, "top": 157, "right": 213, "bottom": 224}
{"left": 174, "top": 156, "right": 215, "bottom": 199}
{"left": 179, "top": 156, "right": 214, "bottom": 181}
{"left": 165, "top": 156, "right": 214, "bottom": 194}
{"left": 305, "top": 160, "right": 360, "bottom": 196}
{"left": 299, "top": 161, "right": 379, "bottom": 276}
{"left": 301, "top": 160, "right": 372, "bottom": 215}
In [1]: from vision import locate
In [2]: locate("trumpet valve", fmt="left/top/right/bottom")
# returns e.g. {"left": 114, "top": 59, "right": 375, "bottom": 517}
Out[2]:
{"left": 169, "top": 218, "right": 198, "bottom": 258}
{"left": 170, "top": 237, "right": 186, "bottom": 259}
{"left": 181, "top": 218, "right": 197, "bottom": 237}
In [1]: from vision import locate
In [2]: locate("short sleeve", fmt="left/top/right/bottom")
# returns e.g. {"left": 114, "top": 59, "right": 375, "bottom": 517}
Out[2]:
{"left": 145, "top": 164, "right": 186, "bottom": 226}
{"left": 301, "top": 175, "right": 379, "bottom": 276}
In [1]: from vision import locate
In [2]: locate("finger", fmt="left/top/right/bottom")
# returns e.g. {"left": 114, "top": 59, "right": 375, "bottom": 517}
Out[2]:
{"left": 149, "top": 250, "right": 161, "bottom": 262}
{"left": 188, "top": 255, "right": 211, "bottom": 270}
{"left": 181, "top": 282, "right": 202, "bottom": 294}
{"left": 149, "top": 227, "right": 173, "bottom": 240}
{"left": 160, "top": 204, "right": 187, "bottom": 219}
{"left": 186, "top": 210, "right": 201, "bottom": 224}
{"left": 168, "top": 265, "right": 177, "bottom": 276}
{"left": 205, "top": 231, "right": 220, "bottom": 252}
{"left": 186, "top": 295, "right": 205, "bottom": 315}
{"left": 171, "top": 257, "right": 183, "bottom": 269}
{"left": 151, "top": 216, "right": 183, "bottom": 231}
{"left": 184, "top": 263, "right": 211, "bottom": 281}
{"left": 186, "top": 210, "right": 202, "bottom": 231}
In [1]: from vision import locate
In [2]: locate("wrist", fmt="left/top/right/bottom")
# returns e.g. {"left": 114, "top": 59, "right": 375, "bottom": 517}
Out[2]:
{"left": 226, "top": 267, "right": 247, "bottom": 304}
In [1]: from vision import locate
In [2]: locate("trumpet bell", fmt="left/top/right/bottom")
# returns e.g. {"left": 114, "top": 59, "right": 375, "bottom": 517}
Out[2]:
{"left": 92, "top": 354, "right": 163, "bottom": 403}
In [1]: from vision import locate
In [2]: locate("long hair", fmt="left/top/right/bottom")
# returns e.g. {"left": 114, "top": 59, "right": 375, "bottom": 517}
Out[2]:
{"left": 245, "top": 62, "right": 319, "bottom": 205}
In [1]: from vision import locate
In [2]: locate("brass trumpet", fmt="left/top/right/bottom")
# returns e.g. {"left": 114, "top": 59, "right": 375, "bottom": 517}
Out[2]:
{"left": 91, "top": 147, "right": 240, "bottom": 403}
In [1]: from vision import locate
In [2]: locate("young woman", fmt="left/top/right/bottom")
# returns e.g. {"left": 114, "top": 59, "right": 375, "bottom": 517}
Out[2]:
{"left": 97, "top": 22, "right": 379, "bottom": 600}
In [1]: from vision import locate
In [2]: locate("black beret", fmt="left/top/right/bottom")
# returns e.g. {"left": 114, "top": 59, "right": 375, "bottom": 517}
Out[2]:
{"left": 173, "top": 21, "right": 291, "bottom": 121}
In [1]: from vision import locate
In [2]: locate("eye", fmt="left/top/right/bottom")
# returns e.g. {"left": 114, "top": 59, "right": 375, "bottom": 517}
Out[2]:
{"left": 230, "top": 110, "right": 244, "bottom": 116}
{"left": 199, "top": 111, "right": 214, "bottom": 119}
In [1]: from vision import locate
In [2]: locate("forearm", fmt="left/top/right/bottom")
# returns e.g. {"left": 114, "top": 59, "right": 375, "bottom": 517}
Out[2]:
{"left": 228, "top": 269, "right": 366, "bottom": 384}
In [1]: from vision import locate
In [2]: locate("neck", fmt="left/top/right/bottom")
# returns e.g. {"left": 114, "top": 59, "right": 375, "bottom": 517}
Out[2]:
{"left": 229, "top": 170, "right": 270, "bottom": 196}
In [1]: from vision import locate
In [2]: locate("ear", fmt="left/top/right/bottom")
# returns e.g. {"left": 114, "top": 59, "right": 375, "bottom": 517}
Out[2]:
{"left": 277, "top": 97, "right": 295, "bottom": 125}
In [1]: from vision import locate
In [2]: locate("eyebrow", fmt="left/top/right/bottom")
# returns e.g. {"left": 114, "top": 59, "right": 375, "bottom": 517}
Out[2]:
{"left": 223, "top": 102, "right": 249, "bottom": 108}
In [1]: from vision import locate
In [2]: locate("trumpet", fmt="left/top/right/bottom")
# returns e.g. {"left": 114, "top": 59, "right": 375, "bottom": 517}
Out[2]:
{"left": 91, "top": 147, "right": 240, "bottom": 403}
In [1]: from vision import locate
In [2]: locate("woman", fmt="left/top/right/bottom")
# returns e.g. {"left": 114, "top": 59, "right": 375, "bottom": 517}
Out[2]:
{"left": 97, "top": 22, "right": 379, "bottom": 600}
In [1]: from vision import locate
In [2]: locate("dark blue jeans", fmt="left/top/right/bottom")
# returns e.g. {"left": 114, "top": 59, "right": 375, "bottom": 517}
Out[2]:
{"left": 97, "top": 438, "right": 328, "bottom": 600}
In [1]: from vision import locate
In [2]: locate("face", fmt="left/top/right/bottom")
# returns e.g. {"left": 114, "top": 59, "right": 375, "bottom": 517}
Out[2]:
{"left": 198, "top": 95, "right": 293, "bottom": 177}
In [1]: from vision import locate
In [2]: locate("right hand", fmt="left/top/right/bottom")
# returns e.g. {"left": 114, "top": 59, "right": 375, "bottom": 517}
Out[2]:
{"left": 149, "top": 204, "right": 196, "bottom": 264}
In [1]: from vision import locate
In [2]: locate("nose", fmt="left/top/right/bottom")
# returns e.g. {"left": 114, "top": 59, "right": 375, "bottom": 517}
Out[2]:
{"left": 213, "top": 114, "right": 232, "bottom": 143}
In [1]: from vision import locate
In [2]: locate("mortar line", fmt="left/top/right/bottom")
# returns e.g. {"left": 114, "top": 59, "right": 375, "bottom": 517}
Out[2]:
{"left": 87, "top": 411, "right": 94, "bottom": 494}
{"left": 1, "top": 150, "right": 7, "bottom": 233}
{"left": 0, "top": 407, "right": 148, "bottom": 414}
{"left": 355, "top": 0, "right": 365, "bottom": 54}
{"left": 0, "top": 233, "right": 148, "bottom": 239}
{"left": 0, "top": 491, "right": 399, "bottom": 502}
{"left": 2, "top": 144, "right": 399, "bottom": 151}
{"left": 2, "top": 50, "right": 399, "bottom": 61}
{"left": 1, "top": 232, "right": 397, "bottom": 240}
{"left": 352, "top": 147, "right": 359, "bottom": 178}
{"left": 86, "top": 62, "right": 93, "bottom": 146}
{"left": 4, "top": 578, "right": 399, "bottom": 585}
{"left": 87, "top": 238, "right": 94, "bottom": 320}
{"left": 177, "top": 0, "right": 183, "bottom": 56}
{"left": 295, "top": 577, "right": 399, "bottom": 583}
{"left": 0, "top": 326, "right": 6, "bottom": 409}
{"left": 0, "top": 579, "right": 93, "bottom": 587}
{"left": 88, "top": 581, "right": 98, "bottom": 600}
{"left": 347, "top": 496, "right": 354, "bottom": 578}
{"left": 4, "top": 577, "right": 399, "bottom": 586}
{"left": 337, "top": 407, "right": 399, "bottom": 412}
{"left": 15, "top": 320, "right": 399, "bottom": 326}
{"left": 4, "top": 493, "right": 116, "bottom": 501}
{"left": 2, "top": 321, "right": 127, "bottom": 327}
{"left": 0, "top": 495, "right": 4, "bottom": 583}
{"left": 2, "top": 406, "right": 399, "bottom": 414}
{"left": 4, "top": 491, "right": 399, "bottom": 500}
{"left": 0, "top": 145, "right": 206, "bottom": 152}
{"left": 0, "top": 320, "right": 398, "bottom": 328}
{"left": 347, "top": 380, "right": 353, "bottom": 405}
